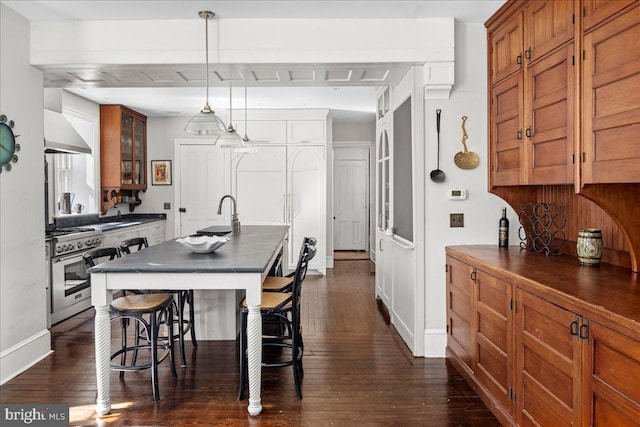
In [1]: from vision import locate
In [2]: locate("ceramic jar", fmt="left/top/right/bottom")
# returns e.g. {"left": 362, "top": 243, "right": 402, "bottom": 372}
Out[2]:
{"left": 577, "top": 228, "right": 603, "bottom": 266}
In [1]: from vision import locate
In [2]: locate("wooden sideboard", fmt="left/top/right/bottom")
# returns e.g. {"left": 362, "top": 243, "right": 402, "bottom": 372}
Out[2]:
{"left": 446, "top": 245, "right": 640, "bottom": 427}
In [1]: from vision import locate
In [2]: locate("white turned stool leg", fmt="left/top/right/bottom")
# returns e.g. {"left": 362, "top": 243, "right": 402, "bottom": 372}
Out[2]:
{"left": 94, "top": 304, "right": 111, "bottom": 416}
{"left": 246, "top": 304, "right": 263, "bottom": 416}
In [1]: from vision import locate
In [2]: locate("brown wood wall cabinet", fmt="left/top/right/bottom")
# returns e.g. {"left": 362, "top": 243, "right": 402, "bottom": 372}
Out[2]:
{"left": 486, "top": 0, "right": 640, "bottom": 272}
{"left": 446, "top": 246, "right": 640, "bottom": 427}
{"left": 100, "top": 105, "right": 147, "bottom": 214}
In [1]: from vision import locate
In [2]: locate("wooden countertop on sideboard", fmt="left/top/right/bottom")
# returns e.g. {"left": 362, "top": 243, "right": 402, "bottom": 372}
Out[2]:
{"left": 446, "top": 245, "right": 640, "bottom": 340}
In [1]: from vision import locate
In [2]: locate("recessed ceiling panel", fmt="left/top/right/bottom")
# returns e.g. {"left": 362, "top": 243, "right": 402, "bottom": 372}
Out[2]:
{"left": 288, "top": 70, "right": 316, "bottom": 82}
{"left": 249, "top": 69, "right": 281, "bottom": 83}
{"left": 68, "top": 70, "right": 110, "bottom": 84}
{"left": 176, "top": 69, "right": 205, "bottom": 83}
{"left": 103, "top": 70, "right": 151, "bottom": 84}
{"left": 360, "top": 69, "right": 390, "bottom": 82}
{"left": 214, "top": 70, "right": 247, "bottom": 83}
{"left": 325, "top": 69, "right": 353, "bottom": 83}
{"left": 140, "top": 70, "right": 184, "bottom": 84}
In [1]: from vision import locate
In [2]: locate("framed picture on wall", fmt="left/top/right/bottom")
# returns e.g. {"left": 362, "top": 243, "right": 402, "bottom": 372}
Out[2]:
{"left": 151, "top": 160, "right": 171, "bottom": 185}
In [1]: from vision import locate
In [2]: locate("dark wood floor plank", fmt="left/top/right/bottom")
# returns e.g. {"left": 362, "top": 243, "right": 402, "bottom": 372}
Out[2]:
{"left": 0, "top": 259, "right": 499, "bottom": 426}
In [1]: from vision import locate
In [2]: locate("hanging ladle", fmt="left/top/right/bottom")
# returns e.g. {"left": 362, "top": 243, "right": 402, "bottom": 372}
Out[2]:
{"left": 430, "top": 109, "right": 445, "bottom": 183}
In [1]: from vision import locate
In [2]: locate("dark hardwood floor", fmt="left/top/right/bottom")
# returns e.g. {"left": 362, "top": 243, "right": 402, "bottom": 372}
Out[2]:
{"left": 0, "top": 259, "right": 499, "bottom": 426}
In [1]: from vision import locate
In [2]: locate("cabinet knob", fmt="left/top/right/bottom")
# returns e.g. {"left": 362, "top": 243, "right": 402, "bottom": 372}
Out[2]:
{"left": 516, "top": 54, "right": 523, "bottom": 66}
{"left": 525, "top": 127, "right": 532, "bottom": 139}
{"left": 179, "top": 208, "right": 186, "bottom": 213}
{"left": 525, "top": 47, "right": 532, "bottom": 63}
{"left": 517, "top": 129, "right": 523, "bottom": 141}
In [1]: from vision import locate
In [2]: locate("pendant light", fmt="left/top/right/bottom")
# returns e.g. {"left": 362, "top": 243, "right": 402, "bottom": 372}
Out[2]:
{"left": 218, "top": 81, "right": 247, "bottom": 148}
{"left": 234, "top": 86, "right": 258, "bottom": 153}
{"left": 184, "top": 11, "right": 227, "bottom": 136}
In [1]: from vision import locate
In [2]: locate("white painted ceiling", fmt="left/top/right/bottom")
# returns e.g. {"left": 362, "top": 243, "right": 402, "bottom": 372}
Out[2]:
{"left": 3, "top": 0, "right": 506, "bottom": 117}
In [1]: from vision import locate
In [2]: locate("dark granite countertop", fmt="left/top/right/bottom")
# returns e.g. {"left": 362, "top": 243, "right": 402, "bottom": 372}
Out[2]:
{"left": 53, "top": 213, "right": 166, "bottom": 232}
{"left": 88, "top": 225, "right": 289, "bottom": 274}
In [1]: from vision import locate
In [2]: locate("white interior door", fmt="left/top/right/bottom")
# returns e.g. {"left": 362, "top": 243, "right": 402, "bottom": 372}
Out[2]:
{"left": 334, "top": 147, "right": 369, "bottom": 250}
{"left": 178, "top": 144, "right": 228, "bottom": 236}
{"left": 232, "top": 146, "right": 287, "bottom": 225}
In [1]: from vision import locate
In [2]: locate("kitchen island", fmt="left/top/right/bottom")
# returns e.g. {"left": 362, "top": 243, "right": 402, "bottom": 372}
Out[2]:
{"left": 88, "top": 225, "right": 289, "bottom": 417}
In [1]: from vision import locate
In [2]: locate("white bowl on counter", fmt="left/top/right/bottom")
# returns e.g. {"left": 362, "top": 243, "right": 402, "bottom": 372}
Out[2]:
{"left": 176, "top": 235, "right": 230, "bottom": 253}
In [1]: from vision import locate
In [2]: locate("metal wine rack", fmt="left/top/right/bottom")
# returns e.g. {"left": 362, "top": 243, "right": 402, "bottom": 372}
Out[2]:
{"left": 518, "top": 203, "right": 566, "bottom": 255}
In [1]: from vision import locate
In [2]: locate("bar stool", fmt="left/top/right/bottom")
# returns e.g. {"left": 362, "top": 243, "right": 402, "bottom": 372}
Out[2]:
{"left": 120, "top": 237, "right": 197, "bottom": 367}
{"left": 83, "top": 247, "right": 177, "bottom": 402}
{"left": 238, "top": 239, "right": 317, "bottom": 400}
{"left": 262, "top": 237, "right": 317, "bottom": 293}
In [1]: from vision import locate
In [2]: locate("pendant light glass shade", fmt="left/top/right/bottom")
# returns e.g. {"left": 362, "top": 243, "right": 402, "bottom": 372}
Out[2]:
{"left": 217, "top": 126, "right": 246, "bottom": 148}
{"left": 185, "top": 11, "right": 227, "bottom": 136}
{"left": 184, "top": 105, "right": 227, "bottom": 136}
{"left": 218, "top": 81, "right": 248, "bottom": 149}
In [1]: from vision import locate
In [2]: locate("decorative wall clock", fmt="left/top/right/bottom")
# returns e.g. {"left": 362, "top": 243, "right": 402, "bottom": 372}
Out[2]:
{"left": 0, "top": 114, "right": 20, "bottom": 173}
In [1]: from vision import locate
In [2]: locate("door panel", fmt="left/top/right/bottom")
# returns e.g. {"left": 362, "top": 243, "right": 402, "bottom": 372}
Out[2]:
{"left": 232, "top": 146, "right": 287, "bottom": 225}
{"left": 334, "top": 157, "right": 368, "bottom": 250}
{"left": 288, "top": 145, "right": 325, "bottom": 271}
{"left": 516, "top": 289, "right": 581, "bottom": 427}
{"left": 179, "top": 144, "right": 228, "bottom": 236}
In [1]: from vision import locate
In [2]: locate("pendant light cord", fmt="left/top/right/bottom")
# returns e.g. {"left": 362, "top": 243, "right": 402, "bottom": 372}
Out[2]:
{"left": 244, "top": 86, "right": 248, "bottom": 140}
{"left": 204, "top": 15, "right": 210, "bottom": 110}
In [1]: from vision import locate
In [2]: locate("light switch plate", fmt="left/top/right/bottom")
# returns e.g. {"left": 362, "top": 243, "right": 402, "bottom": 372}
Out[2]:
{"left": 450, "top": 213, "right": 464, "bottom": 227}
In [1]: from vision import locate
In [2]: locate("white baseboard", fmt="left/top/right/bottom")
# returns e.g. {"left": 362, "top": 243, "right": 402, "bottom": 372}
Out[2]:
{"left": 326, "top": 256, "right": 334, "bottom": 269}
{"left": 423, "top": 328, "right": 447, "bottom": 358}
{"left": 1, "top": 329, "right": 52, "bottom": 385}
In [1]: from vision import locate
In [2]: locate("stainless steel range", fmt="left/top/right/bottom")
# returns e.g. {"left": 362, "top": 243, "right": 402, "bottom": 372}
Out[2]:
{"left": 48, "top": 227, "right": 103, "bottom": 324}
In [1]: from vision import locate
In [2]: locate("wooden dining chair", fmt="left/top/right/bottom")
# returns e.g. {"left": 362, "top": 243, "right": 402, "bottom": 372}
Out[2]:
{"left": 83, "top": 246, "right": 177, "bottom": 402}
{"left": 238, "top": 238, "right": 317, "bottom": 400}
{"left": 120, "top": 236, "right": 197, "bottom": 368}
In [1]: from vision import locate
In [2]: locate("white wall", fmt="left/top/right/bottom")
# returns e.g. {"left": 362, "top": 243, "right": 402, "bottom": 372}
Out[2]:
{"left": 0, "top": 4, "right": 51, "bottom": 384}
{"left": 332, "top": 112, "right": 375, "bottom": 142}
{"left": 422, "top": 23, "right": 518, "bottom": 357}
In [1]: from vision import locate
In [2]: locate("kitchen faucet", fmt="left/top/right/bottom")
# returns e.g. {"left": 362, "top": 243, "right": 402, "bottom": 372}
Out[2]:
{"left": 217, "top": 194, "right": 240, "bottom": 234}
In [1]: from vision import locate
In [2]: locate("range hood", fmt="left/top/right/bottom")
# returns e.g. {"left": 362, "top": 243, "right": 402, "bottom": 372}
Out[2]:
{"left": 44, "top": 89, "right": 92, "bottom": 154}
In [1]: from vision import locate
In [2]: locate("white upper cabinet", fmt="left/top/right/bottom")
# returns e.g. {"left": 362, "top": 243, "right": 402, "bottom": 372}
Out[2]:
{"left": 234, "top": 120, "right": 286, "bottom": 144}
{"left": 287, "top": 120, "right": 325, "bottom": 145}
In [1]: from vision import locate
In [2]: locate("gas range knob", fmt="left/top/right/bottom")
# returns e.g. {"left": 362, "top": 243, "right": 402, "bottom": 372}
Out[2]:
{"left": 77, "top": 241, "right": 83, "bottom": 249}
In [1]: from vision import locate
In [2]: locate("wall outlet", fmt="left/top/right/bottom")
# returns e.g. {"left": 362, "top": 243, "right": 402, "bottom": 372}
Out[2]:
{"left": 450, "top": 213, "right": 464, "bottom": 227}
{"left": 164, "top": 202, "right": 171, "bottom": 210}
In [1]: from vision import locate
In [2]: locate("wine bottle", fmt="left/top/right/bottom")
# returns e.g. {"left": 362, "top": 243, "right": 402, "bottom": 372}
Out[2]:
{"left": 499, "top": 207, "right": 509, "bottom": 248}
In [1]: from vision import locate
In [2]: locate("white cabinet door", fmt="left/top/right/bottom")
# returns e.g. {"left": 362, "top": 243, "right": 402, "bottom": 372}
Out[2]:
{"left": 287, "top": 145, "right": 326, "bottom": 273}
{"left": 287, "top": 120, "right": 325, "bottom": 144}
{"left": 232, "top": 146, "right": 287, "bottom": 225}
{"left": 146, "top": 221, "right": 165, "bottom": 246}
{"left": 235, "top": 120, "right": 286, "bottom": 144}
{"left": 178, "top": 144, "right": 229, "bottom": 236}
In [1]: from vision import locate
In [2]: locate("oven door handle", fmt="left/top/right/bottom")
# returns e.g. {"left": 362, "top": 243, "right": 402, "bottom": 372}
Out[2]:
{"left": 52, "top": 254, "right": 84, "bottom": 263}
